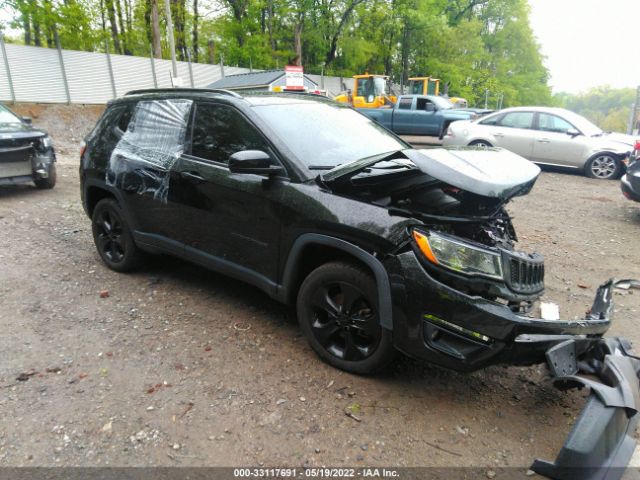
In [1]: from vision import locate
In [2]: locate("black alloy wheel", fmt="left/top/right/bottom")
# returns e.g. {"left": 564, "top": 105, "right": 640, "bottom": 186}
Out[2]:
{"left": 91, "top": 198, "right": 142, "bottom": 272}
{"left": 297, "top": 262, "right": 395, "bottom": 374}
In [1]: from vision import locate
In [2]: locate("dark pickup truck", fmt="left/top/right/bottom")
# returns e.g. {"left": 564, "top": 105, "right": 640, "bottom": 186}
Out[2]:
{"left": 358, "top": 94, "right": 479, "bottom": 138}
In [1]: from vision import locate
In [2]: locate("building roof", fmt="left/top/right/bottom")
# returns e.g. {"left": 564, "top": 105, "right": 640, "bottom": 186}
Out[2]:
{"left": 207, "top": 69, "right": 318, "bottom": 90}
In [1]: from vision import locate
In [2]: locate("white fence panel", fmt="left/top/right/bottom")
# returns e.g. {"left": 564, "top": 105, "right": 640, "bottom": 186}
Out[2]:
{"left": 62, "top": 49, "right": 114, "bottom": 103}
{"left": 111, "top": 53, "right": 156, "bottom": 96}
{"left": 5, "top": 44, "right": 67, "bottom": 103}
{"left": 0, "top": 43, "right": 344, "bottom": 104}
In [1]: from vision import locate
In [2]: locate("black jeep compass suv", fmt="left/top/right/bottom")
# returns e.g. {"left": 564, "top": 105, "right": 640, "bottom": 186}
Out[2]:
{"left": 80, "top": 89, "right": 640, "bottom": 476}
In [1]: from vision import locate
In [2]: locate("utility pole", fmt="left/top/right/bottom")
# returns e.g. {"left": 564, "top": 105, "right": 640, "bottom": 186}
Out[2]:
{"left": 164, "top": 0, "right": 178, "bottom": 83}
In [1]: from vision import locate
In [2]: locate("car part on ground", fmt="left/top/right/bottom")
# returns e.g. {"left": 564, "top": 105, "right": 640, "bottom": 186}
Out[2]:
{"left": 0, "top": 103, "right": 57, "bottom": 189}
{"left": 80, "top": 89, "right": 640, "bottom": 478}
{"left": 533, "top": 333, "right": 640, "bottom": 480}
{"left": 442, "top": 106, "right": 635, "bottom": 180}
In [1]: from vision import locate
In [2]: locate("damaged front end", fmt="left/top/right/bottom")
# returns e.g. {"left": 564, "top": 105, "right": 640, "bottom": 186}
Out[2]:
{"left": 321, "top": 148, "right": 640, "bottom": 479}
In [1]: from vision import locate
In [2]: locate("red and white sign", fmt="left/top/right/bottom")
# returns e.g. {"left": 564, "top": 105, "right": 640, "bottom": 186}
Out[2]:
{"left": 284, "top": 65, "right": 305, "bottom": 90}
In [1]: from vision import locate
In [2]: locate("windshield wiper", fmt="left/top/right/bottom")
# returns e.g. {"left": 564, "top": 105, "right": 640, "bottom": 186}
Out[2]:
{"left": 308, "top": 165, "right": 340, "bottom": 170}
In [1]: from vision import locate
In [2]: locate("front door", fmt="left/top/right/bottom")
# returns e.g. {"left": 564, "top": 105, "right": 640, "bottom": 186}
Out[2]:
{"left": 172, "top": 102, "right": 284, "bottom": 285}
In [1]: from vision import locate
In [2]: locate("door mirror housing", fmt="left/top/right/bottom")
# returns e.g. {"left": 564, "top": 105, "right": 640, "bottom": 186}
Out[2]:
{"left": 22, "top": 116, "right": 32, "bottom": 125}
{"left": 566, "top": 128, "right": 580, "bottom": 137}
{"left": 425, "top": 103, "right": 436, "bottom": 112}
{"left": 228, "top": 150, "right": 283, "bottom": 176}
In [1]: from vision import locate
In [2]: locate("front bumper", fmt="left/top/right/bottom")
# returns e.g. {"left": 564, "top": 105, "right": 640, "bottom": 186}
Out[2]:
{"left": 0, "top": 149, "right": 55, "bottom": 186}
{"left": 388, "top": 251, "right": 640, "bottom": 478}
{"left": 388, "top": 251, "right": 612, "bottom": 372}
{"left": 621, "top": 173, "right": 640, "bottom": 203}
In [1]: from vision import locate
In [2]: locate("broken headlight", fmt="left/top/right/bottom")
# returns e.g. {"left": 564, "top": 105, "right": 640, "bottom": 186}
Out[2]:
{"left": 412, "top": 229, "right": 503, "bottom": 280}
{"left": 40, "top": 136, "right": 52, "bottom": 150}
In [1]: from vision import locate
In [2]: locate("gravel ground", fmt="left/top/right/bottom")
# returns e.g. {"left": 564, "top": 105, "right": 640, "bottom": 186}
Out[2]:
{"left": 1, "top": 104, "right": 640, "bottom": 477}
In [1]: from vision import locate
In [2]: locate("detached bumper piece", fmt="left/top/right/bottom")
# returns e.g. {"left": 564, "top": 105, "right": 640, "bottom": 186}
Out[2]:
{"left": 532, "top": 337, "right": 640, "bottom": 480}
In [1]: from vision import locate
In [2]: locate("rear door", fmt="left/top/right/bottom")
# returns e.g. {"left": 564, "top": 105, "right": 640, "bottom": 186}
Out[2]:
{"left": 172, "top": 102, "right": 284, "bottom": 284}
{"left": 491, "top": 111, "right": 536, "bottom": 159}
{"left": 531, "top": 113, "right": 587, "bottom": 167}
{"left": 107, "top": 98, "right": 193, "bottom": 253}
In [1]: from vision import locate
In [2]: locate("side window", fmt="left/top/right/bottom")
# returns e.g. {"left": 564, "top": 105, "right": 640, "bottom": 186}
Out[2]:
{"left": 115, "top": 103, "right": 136, "bottom": 135}
{"left": 191, "top": 103, "right": 270, "bottom": 164}
{"left": 498, "top": 112, "right": 534, "bottom": 129}
{"left": 538, "top": 113, "right": 573, "bottom": 133}
{"left": 416, "top": 98, "right": 435, "bottom": 111}
{"left": 479, "top": 114, "right": 503, "bottom": 126}
{"left": 397, "top": 97, "right": 413, "bottom": 110}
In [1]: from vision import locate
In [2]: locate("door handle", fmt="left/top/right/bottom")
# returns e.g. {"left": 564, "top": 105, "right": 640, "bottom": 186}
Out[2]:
{"left": 494, "top": 132, "right": 504, "bottom": 137}
{"left": 180, "top": 171, "right": 206, "bottom": 183}
{"left": 537, "top": 138, "right": 551, "bottom": 143}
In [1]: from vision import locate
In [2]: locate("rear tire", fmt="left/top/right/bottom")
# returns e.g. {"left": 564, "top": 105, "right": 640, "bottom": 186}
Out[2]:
{"left": 297, "top": 261, "right": 395, "bottom": 375}
{"left": 34, "top": 163, "right": 56, "bottom": 189}
{"left": 468, "top": 140, "right": 492, "bottom": 148}
{"left": 584, "top": 153, "right": 622, "bottom": 180}
{"left": 91, "top": 198, "right": 142, "bottom": 272}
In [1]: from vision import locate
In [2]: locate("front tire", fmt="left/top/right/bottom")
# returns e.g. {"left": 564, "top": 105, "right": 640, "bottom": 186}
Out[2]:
{"left": 296, "top": 262, "right": 395, "bottom": 375}
{"left": 585, "top": 153, "right": 622, "bottom": 179}
{"left": 91, "top": 198, "right": 142, "bottom": 272}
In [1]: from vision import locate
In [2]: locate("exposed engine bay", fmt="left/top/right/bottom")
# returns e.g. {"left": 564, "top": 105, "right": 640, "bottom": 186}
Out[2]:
{"left": 320, "top": 147, "right": 543, "bottom": 306}
{"left": 320, "top": 147, "right": 540, "bottom": 251}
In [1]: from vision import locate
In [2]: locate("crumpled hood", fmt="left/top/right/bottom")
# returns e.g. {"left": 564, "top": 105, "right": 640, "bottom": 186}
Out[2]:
{"left": 321, "top": 147, "right": 541, "bottom": 201}
{"left": 404, "top": 148, "right": 540, "bottom": 200}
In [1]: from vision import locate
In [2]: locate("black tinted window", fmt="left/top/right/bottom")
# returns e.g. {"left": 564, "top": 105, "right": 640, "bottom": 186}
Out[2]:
{"left": 416, "top": 98, "right": 434, "bottom": 111}
{"left": 116, "top": 103, "right": 136, "bottom": 133}
{"left": 191, "top": 103, "right": 268, "bottom": 164}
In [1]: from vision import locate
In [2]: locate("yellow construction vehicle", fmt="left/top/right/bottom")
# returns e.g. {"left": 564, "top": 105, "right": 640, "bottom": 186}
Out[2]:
{"left": 334, "top": 74, "right": 397, "bottom": 108}
{"left": 408, "top": 76, "right": 468, "bottom": 108}
{"left": 408, "top": 76, "right": 440, "bottom": 96}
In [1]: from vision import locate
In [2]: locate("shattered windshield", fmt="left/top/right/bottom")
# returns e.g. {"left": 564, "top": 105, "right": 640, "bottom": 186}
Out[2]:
{"left": 252, "top": 101, "right": 408, "bottom": 170}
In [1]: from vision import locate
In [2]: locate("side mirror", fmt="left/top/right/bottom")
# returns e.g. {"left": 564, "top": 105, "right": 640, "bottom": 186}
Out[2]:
{"left": 566, "top": 128, "right": 580, "bottom": 137}
{"left": 425, "top": 103, "right": 436, "bottom": 112}
{"left": 22, "top": 116, "right": 32, "bottom": 125}
{"left": 228, "top": 150, "right": 283, "bottom": 176}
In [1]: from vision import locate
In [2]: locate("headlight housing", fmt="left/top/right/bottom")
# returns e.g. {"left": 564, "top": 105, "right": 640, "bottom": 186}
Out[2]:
{"left": 40, "top": 136, "right": 52, "bottom": 149}
{"left": 413, "top": 229, "right": 503, "bottom": 280}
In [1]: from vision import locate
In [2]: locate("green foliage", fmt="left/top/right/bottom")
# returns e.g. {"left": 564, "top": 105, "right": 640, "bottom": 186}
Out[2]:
{"left": 555, "top": 86, "right": 637, "bottom": 132}
{"left": 1, "top": 0, "right": 553, "bottom": 106}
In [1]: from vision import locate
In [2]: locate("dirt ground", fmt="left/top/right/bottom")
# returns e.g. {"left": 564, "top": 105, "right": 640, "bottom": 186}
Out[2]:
{"left": 1, "top": 104, "right": 640, "bottom": 477}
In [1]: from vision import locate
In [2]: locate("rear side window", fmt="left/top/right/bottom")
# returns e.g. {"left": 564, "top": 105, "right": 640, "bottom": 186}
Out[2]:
{"left": 191, "top": 103, "right": 269, "bottom": 164}
{"left": 498, "top": 112, "right": 534, "bottom": 129}
{"left": 116, "top": 103, "right": 136, "bottom": 134}
{"left": 398, "top": 97, "right": 413, "bottom": 110}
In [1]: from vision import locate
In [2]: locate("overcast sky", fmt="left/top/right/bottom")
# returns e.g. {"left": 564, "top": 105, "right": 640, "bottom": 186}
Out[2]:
{"left": 528, "top": 0, "right": 640, "bottom": 94}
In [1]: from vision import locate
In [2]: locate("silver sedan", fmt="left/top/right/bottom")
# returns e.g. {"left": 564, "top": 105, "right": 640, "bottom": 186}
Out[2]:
{"left": 442, "top": 106, "right": 635, "bottom": 179}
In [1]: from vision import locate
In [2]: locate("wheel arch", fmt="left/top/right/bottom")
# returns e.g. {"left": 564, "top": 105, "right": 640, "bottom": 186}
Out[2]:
{"left": 585, "top": 150, "right": 627, "bottom": 179}
{"left": 278, "top": 234, "right": 393, "bottom": 330}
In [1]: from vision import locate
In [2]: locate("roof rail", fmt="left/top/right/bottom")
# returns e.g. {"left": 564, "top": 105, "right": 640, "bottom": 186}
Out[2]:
{"left": 124, "top": 88, "right": 243, "bottom": 98}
